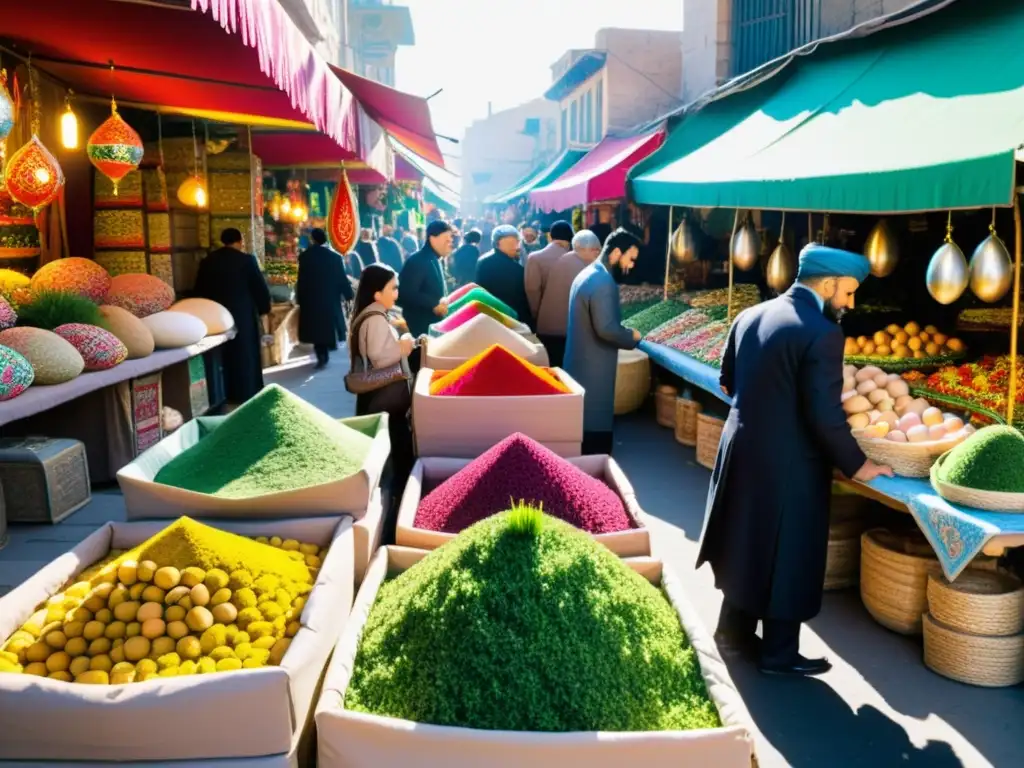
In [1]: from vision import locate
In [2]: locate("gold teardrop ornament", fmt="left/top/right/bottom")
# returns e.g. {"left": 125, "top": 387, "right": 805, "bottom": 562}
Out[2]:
{"left": 766, "top": 242, "right": 796, "bottom": 292}
{"left": 670, "top": 217, "right": 697, "bottom": 264}
{"left": 731, "top": 219, "right": 759, "bottom": 271}
{"left": 864, "top": 219, "right": 899, "bottom": 277}
{"left": 969, "top": 232, "right": 1012, "bottom": 303}
{"left": 926, "top": 241, "right": 969, "bottom": 305}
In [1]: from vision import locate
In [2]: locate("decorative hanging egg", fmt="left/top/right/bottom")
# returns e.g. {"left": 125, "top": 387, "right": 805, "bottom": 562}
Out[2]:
{"left": 864, "top": 219, "right": 899, "bottom": 278}
{"left": 766, "top": 241, "right": 796, "bottom": 293}
{"left": 670, "top": 216, "right": 697, "bottom": 264}
{"left": 926, "top": 240, "right": 969, "bottom": 305}
{"left": 87, "top": 110, "right": 144, "bottom": 195}
{"left": 731, "top": 217, "right": 759, "bottom": 271}
{"left": 327, "top": 169, "right": 360, "bottom": 254}
{"left": 4, "top": 135, "right": 65, "bottom": 212}
{"left": 0, "top": 71, "right": 14, "bottom": 143}
{"left": 969, "top": 232, "right": 1013, "bottom": 303}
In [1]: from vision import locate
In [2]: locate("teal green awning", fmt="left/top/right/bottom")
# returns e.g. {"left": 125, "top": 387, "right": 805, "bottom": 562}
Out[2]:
{"left": 630, "top": 0, "right": 1024, "bottom": 214}
{"left": 424, "top": 177, "right": 458, "bottom": 214}
{"left": 484, "top": 149, "right": 586, "bottom": 205}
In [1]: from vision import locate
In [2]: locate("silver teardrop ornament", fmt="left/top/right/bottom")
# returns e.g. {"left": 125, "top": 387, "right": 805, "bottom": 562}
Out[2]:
{"left": 864, "top": 219, "right": 899, "bottom": 278}
{"left": 766, "top": 242, "right": 796, "bottom": 293}
{"left": 671, "top": 218, "right": 697, "bottom": 264}
{"left": 926, "top": 241, "right": 969, "bottom": 305}
{"left": 969, "top": 233, "right": 1013, "bottom": 303}
{"left": 731, "top": 219, "right": 759, "bottom": 272}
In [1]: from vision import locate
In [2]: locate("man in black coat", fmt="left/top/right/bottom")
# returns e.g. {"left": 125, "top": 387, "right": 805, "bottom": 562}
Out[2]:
{"left": 474, "top": 224, "right": 533, "bottom": 329}
{"left": 193, "top": 228, "right": 272, "bottom": 405}
{"left": 450, "top": 229, "right": 482, "bottom": 287}
{"left": 699, "top": 244, "right": 892, "bottom": 677}
{"left": 296, "top": 228, "right": 354, "bottom": 370}
{"left": 397, "top": 219, "right": 454, "bottom": 369}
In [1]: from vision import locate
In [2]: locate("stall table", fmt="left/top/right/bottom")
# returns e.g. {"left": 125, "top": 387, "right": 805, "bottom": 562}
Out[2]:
{"left": 639, "top": 340, "right": 732, "bottom": 405}
{"left": 836, "top": 474, "right": 1024, "bottom": 580}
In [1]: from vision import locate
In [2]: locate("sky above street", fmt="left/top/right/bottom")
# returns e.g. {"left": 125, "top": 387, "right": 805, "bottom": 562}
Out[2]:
{"left": 394, "top": 0, "right": 684, "bottom": 167}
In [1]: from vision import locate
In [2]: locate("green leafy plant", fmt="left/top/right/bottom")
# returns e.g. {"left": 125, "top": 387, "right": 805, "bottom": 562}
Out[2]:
{"left": 506, "top": 500, "right": 543, "bottom": 537}
{"left": 15, "top": 289, "right": 106, "bottom": 331}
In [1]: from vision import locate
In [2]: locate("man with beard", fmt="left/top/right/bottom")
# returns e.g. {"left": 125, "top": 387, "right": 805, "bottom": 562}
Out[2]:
{"left": 698, "top": 244, "right": 892, "bottom": 677}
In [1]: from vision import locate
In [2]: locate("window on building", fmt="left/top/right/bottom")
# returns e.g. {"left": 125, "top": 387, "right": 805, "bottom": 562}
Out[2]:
{"left": 561, "top": 107, "right": 568, "bottom": 148}
{"left": 570, "top": 100, "right": 578, "bottom": 143}
{"left": 733, "top": 0, "right": 820, "bottom": 76}
{"left": 584, "top": 91, "right": 593, "bottom": 144}
{"left": 522, "top": 118, "right": 540, "bottom": 137}
{"left": 595, "top": 78, "right": 603, "bottom": 139}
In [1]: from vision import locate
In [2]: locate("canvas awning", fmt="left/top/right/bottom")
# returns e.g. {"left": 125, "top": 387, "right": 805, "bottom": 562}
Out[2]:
{"left": 629, "top": 0, "right": 1024, "bottom": 214}
{"left": 484, "top": 149, "right": 586, "bottom": 206}
{"left": 424, "top": 177, "right": 459, "bottom": 214}
{"left": 530, "top": 129, "right": 664, "bottom": 212}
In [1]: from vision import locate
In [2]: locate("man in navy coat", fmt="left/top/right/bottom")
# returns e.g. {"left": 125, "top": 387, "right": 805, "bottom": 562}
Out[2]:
{"left": 397, "top": 220, "right": 453, "bottom": 370}
{"left": 698, "top": 244, "right": 892, "bottom": 677}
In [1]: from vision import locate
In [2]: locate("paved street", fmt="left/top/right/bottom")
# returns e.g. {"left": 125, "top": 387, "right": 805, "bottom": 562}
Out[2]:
{"left": 1, "top": 351, "right": 1021, "bottom": 767}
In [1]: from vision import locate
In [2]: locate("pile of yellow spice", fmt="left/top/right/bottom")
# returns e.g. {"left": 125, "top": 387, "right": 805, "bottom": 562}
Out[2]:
{"left": 0, "top": 518, "right": 329, "bottom": 684}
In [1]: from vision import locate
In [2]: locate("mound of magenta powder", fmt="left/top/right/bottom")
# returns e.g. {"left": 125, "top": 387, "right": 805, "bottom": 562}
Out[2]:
{"left": 430, "top": 301, "right": 520, "bottom": 336}
{"left": 429, "top": 344, "right": 569, "bottom": 397}
{"left": 413, "top": 433, "right": 635, "bottom": 534}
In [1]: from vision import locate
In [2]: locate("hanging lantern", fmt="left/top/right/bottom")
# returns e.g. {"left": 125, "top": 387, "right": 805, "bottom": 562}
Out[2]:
{"left": 926, "top": 213, "right": 969, "bottom": 305}
{"left": 87, "top": 103, "right": 144, "bottom": 196}
{"left": 731, "top": 214, "right": 759, "bottom": 271}
{"left": 0, "top": 70, "right": 14, "bottom": 144}
{"left": 969, "top": 215, "right": 1012, "bottom": 303}
{"left": 670, "top": 215, "right": 697, "bottom": 264}
{"left": 177, "top": 175, "right": 208, "bottom": 209}
{"left": 864, "top": 219, "right": 899, "bottom": 277}
{"left": 327, "top": 169, "right": 359, "bottom": 253}
{"left": 4, "top": 135, "right": 64, "bottom": 212}
{"left": 59, "top": 94, "right": 79, "bottom": 150}
{"left": 765, "top": 215, "right": 795, "bottom": 293}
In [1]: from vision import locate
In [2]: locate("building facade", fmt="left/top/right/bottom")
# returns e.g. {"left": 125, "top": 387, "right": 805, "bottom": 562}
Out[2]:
{"left": 460, "top": 99, "right": 561, "bottom": 215}
{"left": 546, "top": 28, "right": 684, "bottom": 149}
{"left": 346, "top": 0, "right": 415, "bottom": 85}
{"left": 278, "top": 0, "right": 345, "bottom": 63}
{"left": 682, "top": 0, "right": 918, "bottom": 103}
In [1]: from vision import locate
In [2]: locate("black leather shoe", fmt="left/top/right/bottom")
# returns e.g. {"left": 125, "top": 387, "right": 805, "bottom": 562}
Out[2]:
{"left": 714, "top": 631, "right": 761, "bottom": 659}
{"left": 758, "top": 655, "right": 832, "bottom": 677}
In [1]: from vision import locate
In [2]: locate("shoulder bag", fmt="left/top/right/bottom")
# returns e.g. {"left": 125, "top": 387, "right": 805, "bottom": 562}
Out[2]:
{"left": 344, "top": 311, "right": 409, "bottom": 395}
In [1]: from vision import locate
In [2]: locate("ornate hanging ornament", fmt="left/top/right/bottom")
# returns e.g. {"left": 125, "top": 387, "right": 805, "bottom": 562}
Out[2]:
{"left": 327, "top": 169, "right": 359, "bottom": 253}
{"left": 670, "top": 214, "right": 697, "bottom": 264}
{"left": 4, "top": 135, "right": 64, "bottom": 212}
{"left": 926, "top": 212, "right": 969, "bottom": 305}
{"left": 864, "top": 219, "right": 899, "bottom": 277}
{"left": 87, "top": 101, "right": 144, "bottom": 196}
{"left": 731, "top": 214, "right": 759, "bottom": 271}
{"left": 765, "top": 214, "right": 795, "bottom": 293}
{"left": 969, "top": 212, "right": 1012, "bottom": 303}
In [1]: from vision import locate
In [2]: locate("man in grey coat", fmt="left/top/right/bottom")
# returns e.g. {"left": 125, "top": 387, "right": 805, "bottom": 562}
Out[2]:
{"left": 564, "top": 228, "right": 642, "bottom": 455}
{"left": 535, "top": 230, "right": 601, "bottom": 368}
{"left": 525, "top": 220, "right": 573, "bottom": 364}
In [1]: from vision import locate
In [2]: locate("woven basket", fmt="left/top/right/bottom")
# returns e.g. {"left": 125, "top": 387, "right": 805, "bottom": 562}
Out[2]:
{"left": 930, "top": 453, "right": 1024, "bottom": 512}
{"left": 824, "top": 513, "right": 866, "bottom": 591}
{"left": 860, "top": 528, "right": 940, "bottom": 635}
{"left": 927, "top": 571, "right": 1024, "bottom": 637}
{"left": 854, "top": 430, "right": 965, "bottom": 478}
{"left": 695, "top": 413, "right": 724, "bottom": 470}
{"left": 923, "top": 612, "right": 1024, "bottom": 687}
{"left": 613, "top": 349, "right": 651, "bottom": 416}
{"left": 674, "top": 397, "right": 701, "bottom": 447}
{"left": 654, "top": 385, "right": 678, "bottom": 428}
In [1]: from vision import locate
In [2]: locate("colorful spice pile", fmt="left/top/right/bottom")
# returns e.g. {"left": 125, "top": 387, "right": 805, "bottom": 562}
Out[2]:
{"left": 345, "top": 507, "right": 719, "bottom": 732}
{"left": 623, "top": 300, "right": 689, "bottom": 337}
{"left": 668, "top": 319, "right": 731, "bottom": 367}
{"left": 645, "top": 307, "right": 723, "bottom": 345}
{"left": 905, "top": 355, "right": 1024, "bottom": 427}
{"left": 155, "top": 384, "right": 372, "bottom": 498}
{"left": 446, "top": 286, "right": 518, "bottom": 319}
{"left": 429, "top": 301, "right": 522, "bottom": 337}
{"left": 429, "top": 345, "right": 570, "bottom": 397}
{"left": 446, "top": 282, "right": 478, "bottom": 303}
{"left": 618, "top": 284, "right": 664, "bottom": 307}
{"left": 621, "top": 297, "right": 662, "bottom": 321}
{"left": 686, "top": 284, "right": 760, "bottom": 316}
{"left": 414, "top": 433, "right": 633, "bottom": 534}
{"left": 936, "top": 425, "right": 1024, "bottom": 493}
{"left": 428, "top": 314, "right": 537, "bottom": 360}
{"left": 0, "top": 518, "right": 321, "bottom": 683}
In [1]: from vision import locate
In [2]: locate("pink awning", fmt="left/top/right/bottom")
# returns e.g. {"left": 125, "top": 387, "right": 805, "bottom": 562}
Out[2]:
{"left": 530, "top": 129, "right": 665, "bottom": 212}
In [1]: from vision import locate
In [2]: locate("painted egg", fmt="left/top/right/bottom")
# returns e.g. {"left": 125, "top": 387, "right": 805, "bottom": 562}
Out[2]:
{"left": 141, "top": 311, "right": 207, "bottom": 348}
{"left": 54, "top": 323, "right": 128, "bottom": 371}
{"left": 0, "top": 327, "right": 84, "bottom": 385}
{"left": 104, "top": 273, "right": 175, "bottom": 318}
{"left": 0, "top": 344, "right": 33, "bottom": 400}
{"left": 30, "top": 257, "right": 111, "bottom": 303}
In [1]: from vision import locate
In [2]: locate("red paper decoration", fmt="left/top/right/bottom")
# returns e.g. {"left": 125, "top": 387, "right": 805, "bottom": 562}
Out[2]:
{"left": 327, "top": 169, "right": 359, "bottom": 253}
{"left": 4, "top": 135, "right": 64, "bottom": 212}
{"left": 87, "top": 108, "right": 144, "bottom": 195}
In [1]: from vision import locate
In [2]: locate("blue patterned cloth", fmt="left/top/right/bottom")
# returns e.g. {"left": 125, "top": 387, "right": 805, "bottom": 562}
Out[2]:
{"left": 866, "top": 475, "right": 1024, "bottom": 580}
{"left": 639, "top": 341, "right": 732, "bottom": 405}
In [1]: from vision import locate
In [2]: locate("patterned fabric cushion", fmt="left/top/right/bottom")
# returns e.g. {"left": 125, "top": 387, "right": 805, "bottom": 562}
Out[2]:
{"left": 103, "top": 273, "right": 175, "bottom": 317}
{"left": 30, "top": 257, "right": 111, "bottom": 303}
{"left": 0, "top": 344, "right": 34, "bottom": 400}
{"left": 54, "top": 323, "right": 128, "bottom": 371}
{"left": 0, "top": 327, "right": 84, "bottom": 385}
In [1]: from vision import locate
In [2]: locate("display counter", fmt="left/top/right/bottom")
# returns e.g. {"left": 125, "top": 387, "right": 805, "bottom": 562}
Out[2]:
{"left": 0, "top": 331, "right": 234, "bottom": 484}
{"left": 837, "top": 474, "right": 1024, "bottom": 581}
{"left": 639, "top": 340, "right": 732, "bottom": 405}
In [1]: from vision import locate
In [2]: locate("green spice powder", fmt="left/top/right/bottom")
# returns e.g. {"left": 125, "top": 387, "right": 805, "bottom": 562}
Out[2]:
{"left": 939, "top": 425, "right": 1024, "bottom": 493}
{"left": 155, "top": 384, "right": 373, "bottom": 498}
{"left": 624, "top": 300, "right": 689, "bottom": 337}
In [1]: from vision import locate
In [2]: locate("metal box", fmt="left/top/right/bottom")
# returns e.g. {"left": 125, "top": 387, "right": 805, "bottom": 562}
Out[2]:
{"left": 0, "top": 437, "right": 91, "bottom": 524}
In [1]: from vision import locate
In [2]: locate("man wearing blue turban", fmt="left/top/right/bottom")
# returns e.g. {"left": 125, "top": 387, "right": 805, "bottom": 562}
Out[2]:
{"left": 697, "top": 244, "right": 892, "bottom": 677}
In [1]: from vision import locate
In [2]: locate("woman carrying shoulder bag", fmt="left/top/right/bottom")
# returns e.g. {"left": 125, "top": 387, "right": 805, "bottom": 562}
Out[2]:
{"left": 347, "top": 263, "right": 417, "bottom": 495}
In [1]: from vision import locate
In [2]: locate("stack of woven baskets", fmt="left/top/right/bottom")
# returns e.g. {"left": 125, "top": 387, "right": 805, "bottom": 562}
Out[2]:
{"left": 824, "top": 493, "right": 870, "bottom": 591}
{"left": 923, "top": 570, "right": 1024, "bottom": 687}
{"left": 860, "top": 528, "right": 941, "bottom": 635}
